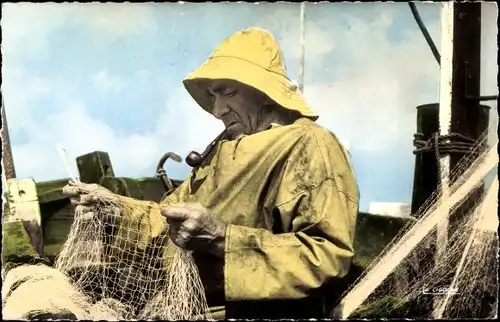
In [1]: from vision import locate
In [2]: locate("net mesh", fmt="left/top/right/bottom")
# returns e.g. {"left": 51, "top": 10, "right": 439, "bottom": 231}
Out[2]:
{"left": 334, "top": 132, "right": 499, "bottom": 319}
{"left": 3, "top": 191, "right": 211, "bottom": 320}
{"left": 56, "top": 194, "right": 211, "bottom": 320}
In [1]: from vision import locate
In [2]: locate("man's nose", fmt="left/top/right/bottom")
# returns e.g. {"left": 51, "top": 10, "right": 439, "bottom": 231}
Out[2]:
{"left": 213, "top": 96, "right": 230, "bottom": 119}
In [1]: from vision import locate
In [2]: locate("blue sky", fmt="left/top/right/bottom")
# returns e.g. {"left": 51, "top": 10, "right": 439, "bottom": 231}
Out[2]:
{"left": 2, "top": 2, "right": 498, "bottom": 211}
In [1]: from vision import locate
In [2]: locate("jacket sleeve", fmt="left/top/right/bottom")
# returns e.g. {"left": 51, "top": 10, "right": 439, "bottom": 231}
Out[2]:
{"left": 110, "top": 197, "right": 167, "bottom": 252}
{"left": 223, "top": 128, "right": 359, "bottom": 301}
{"left": 109, "top": 178, "right": 191, "bottom": 257}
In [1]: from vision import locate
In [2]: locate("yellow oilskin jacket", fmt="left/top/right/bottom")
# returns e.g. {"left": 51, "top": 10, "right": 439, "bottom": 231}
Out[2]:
{"left": 111, "top": 117, "right": 359, "bottom": 319}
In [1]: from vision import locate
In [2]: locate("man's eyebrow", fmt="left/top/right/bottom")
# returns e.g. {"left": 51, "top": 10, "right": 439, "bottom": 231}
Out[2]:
{"left": 208, "top": 83, "right": 227, "bottom": 94}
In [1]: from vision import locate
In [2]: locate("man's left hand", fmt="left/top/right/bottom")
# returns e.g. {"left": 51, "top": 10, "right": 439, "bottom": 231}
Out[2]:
{"left": 160, "top": 202, "right": 227, "bottom": 258}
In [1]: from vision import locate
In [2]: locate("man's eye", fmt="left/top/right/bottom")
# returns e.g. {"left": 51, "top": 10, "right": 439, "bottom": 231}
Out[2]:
{"left": 207, "top": 90, "right": 216, "bottom": 102}
{"left": 224, "top": 90, "right": 236, "bottom": 97}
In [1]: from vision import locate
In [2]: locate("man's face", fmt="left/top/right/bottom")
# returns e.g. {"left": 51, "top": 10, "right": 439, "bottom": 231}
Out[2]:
{"left": 208, "top": 79, "right": 264, "bottom": 140}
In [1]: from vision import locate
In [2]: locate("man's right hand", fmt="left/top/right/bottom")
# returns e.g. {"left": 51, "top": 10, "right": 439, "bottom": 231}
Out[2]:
{"left": 62, "top": 180, "right": 123, "bottom": 224}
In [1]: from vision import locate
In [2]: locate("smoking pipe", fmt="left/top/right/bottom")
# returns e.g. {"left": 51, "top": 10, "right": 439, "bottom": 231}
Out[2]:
{"left": 185, "top": 130, "right": 227, "bottom": 168}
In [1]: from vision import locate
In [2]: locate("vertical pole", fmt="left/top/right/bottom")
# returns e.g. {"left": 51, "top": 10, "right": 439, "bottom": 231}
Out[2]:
{"left": 433, "top": 2, "right": 484, "bottom": 318}
{"left": 432, "top": 6, "right": 454, "bottom": 314}
{"left": 447, "top": 2, "right": 484, "bottom": 255}
{"left": 449, "top": 3, "right": 483, "bottom": 155}
{"left": 448, "top": 3, "right": 486, "bottom": 316}
{"left": 436, "top": 0, "right": 454, "bottom": 276}
{"left": 298, "top": 2, "right": 306, "bottom": 93}
{"left": 1, "top": 96, "right": 17, "bottom": 180}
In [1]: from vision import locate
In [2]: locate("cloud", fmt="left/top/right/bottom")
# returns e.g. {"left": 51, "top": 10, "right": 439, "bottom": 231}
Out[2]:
{"left": 71, "top": 3, "right": 158, "bottom": 42}
{"left": 1, "top": 3, "right": 69, "bottom": 61}
{"left": 12, "top": 102, "right": 160, "bottom": 181}
{"left": 1, "top": 67, "right": 52, "bottom": 133}
{"left": 156, "top": 87, "right": 224, "bottom": 154}
{"left": 1, "top": 3, "right": 157, "bottom": 61}
{"left": 254, "top": 5, "right": 336, "bottom": 65}
{"left": 10, "top": 86, "right": 224, "bottom": 182}
{"left": 302, "top": 12, "right": 441, "bottom": 152}
{"left": 92, "top": 70, "right": 126, "bottom": 92}
{"left": 280, "top": 19, "right": 336, "bottom": 60}
{"left": 256, "top": 7, "right": 434, "bottom": 124}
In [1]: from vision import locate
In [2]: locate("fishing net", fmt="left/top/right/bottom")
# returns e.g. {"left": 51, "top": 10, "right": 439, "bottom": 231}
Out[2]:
{"left": 3, "top": 191, "right": 211, "bottom": 320}
{"left": 2, "top": 264, "right": 93, "bottom": 320}
{"left": 57, "top": 194, "right": 211, "bottom": 320}
{"left": 2, "top": 132, "right": 497, "bottom": 320}
{"left": 333, "top": 132, "right": 498, "bottom": 319}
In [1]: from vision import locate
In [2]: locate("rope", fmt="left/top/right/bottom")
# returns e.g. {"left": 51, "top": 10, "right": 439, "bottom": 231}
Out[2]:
{"left": 413, "top": 131, "right": 487, "bottom": 196}
{"left": 432, "top": 133, "right": 444, "bottom": 189}
{"left": 413, "top": 132, "right": 480, "bottom": 156}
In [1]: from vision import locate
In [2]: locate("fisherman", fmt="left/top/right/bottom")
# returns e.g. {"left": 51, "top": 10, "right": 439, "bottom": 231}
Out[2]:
{"left": 63, "top": 28, "right": 359, "bottom": 319}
